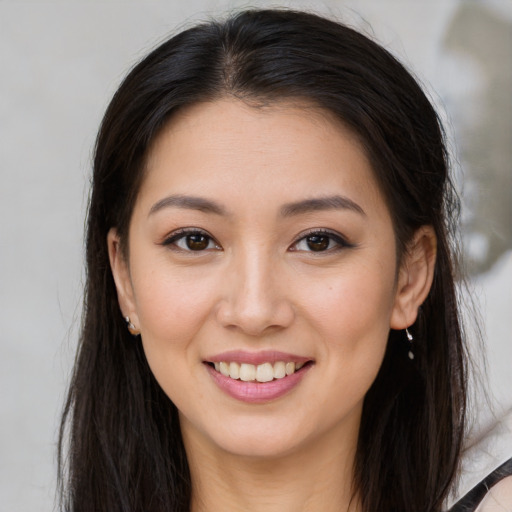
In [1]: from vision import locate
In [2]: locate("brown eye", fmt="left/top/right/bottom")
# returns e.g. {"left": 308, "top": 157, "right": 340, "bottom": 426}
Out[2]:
{"left": 291, "top": 230, "right": 351, "bottom": 253}
{"left": 164, "top": 229, "right": 220, "bottom": 252}
{"left": 306, "top": 235, "right": 330, "bottom": 251}
{"left": 186, "top": 234, "right": 209, "bottom": 250}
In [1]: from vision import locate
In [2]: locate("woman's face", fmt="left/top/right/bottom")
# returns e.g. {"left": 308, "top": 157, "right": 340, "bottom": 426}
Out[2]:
{"left": 110, "top": 99, "right": 416, "bottom": 459}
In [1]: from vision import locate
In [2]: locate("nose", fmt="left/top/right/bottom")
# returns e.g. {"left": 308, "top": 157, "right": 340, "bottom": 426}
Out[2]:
{"left": 216, "top": 248, "right": 295, "bottom": 337}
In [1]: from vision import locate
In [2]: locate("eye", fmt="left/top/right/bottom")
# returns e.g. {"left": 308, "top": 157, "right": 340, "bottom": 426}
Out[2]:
{"left": 291, "top": 230, "right": 350, "bottom": 253}
{"left": 163, "top": 229, "right": 221, "bottom": 252}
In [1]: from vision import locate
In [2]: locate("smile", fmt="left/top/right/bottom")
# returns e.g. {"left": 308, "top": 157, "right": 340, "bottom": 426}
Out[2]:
{"left": 211, "top": 361, "right": 306, "bottom": 382}
{"left": 204, "top": 352, "right": 314, "bottom": 403}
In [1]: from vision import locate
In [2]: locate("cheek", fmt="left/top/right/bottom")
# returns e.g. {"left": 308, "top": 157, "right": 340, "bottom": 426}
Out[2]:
{"left": 129, "top": 261, "right": 221, "bottom": 404}
{"left": 130, "top": 259, "right": 219, "bottom": 348}
{"left": 297, "top": 260, "right": 397, "bottom": 358}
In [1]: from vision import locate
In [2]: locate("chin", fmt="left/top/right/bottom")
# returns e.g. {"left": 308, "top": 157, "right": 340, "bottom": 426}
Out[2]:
{"left": 183, "top": 411, "right": 313, "bottom": 460}
{"left": 215, "top": 431, "right": 304, "bottom": 460}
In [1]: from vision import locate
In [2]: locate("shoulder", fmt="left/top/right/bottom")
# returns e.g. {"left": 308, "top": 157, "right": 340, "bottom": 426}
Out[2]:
{"left": 476, "top": 475, "right": 512, "bottom": 512}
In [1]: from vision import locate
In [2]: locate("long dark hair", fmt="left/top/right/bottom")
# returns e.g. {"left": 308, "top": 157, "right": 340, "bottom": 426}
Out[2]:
{"left": 58, "top": 9, "right": 467, "bottom": 512}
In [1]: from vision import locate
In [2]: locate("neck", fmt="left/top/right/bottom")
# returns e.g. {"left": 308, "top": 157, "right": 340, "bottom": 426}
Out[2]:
{"left": 182, "top": 417, "right": 361, "bottom": 512}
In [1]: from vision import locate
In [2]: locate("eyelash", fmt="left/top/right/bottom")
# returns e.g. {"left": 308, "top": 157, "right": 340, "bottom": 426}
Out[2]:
{"left": 290, "top": 229, "right": 353, "bottom": 253}
{"left": 162, "top": 228, "right": 221, "bottom": 252}
{"left": 162, "top": 228, "right": 352, "bottom": 254}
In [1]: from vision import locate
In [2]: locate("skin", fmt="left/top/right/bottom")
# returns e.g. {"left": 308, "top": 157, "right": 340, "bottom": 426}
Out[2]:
{"left": 108, "top": 98, "right": 436, "bottom": 512}
{"left": 476, "top": 476, "right": 512, "bottom": 512}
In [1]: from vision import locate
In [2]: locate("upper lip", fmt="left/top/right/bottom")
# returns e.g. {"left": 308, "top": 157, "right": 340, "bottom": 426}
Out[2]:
{"left": 205, "top": 350, "right": 312, "bottom": 365}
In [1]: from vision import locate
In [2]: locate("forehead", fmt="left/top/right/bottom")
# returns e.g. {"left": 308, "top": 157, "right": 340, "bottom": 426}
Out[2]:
{"left": 139, "top": 98, "right": 386, "bottom": 218}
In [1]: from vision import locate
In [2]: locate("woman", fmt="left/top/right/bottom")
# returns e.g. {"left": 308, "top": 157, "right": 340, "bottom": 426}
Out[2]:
{"left": 58, "top": 9, "right": 511, "bottom": 512}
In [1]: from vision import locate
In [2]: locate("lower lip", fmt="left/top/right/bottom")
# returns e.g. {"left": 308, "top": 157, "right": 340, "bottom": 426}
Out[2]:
{"left": 205, "top": 363, "right": 312, "bottom": 403}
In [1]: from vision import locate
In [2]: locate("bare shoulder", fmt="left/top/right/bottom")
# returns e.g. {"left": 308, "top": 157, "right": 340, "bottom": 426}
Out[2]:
{"left": 476, "top": 475, "right": 512, "bottom": 512}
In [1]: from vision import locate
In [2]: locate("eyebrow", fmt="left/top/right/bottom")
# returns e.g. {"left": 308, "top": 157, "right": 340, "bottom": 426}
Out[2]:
{"left": 280, "top": 195, "right": 366, "bottom": 217}
{"left": 148, "top": 193, "right": 365, "bottom": 218}
{"left": 148, "top": 194, "right": 227, "bottom": 216}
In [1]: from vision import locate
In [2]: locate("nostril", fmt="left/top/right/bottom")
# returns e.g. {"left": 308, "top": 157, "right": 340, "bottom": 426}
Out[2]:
{"left": 215, "top": 289, "right": 295, "bottom": 336}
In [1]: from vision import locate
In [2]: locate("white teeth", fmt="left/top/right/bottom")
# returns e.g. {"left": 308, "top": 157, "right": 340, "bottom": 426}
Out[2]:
{"left": 239, "top": 363, "right": 256, "bottom": 381}
{"left": 285, "top": 362, "right": 296, "bottom": 375}
{"left": 212, "top": 360, "right": 307, "bottom": 381}
{"left": 273, "top": 361, "right": 286, "bottom": 379}
{"left": 219, "top": 361, "right": 230, "bottom": 377}
{"left": 256, "top": 362, "right": 274, "bottom": 383}
{"left": 229, "top": 362, "right": 240, "bottom": 380}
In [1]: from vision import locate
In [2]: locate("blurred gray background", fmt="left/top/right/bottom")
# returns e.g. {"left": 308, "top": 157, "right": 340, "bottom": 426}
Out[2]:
{"left": 1, "top": 1, "right": 510, "bottom": 510}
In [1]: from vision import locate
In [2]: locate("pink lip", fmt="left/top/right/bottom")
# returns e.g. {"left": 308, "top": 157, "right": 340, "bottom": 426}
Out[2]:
{"left": 205, "top": 350, "right": 311, "bottom": 365}
{"left": 205, "top": 361, "right": 313, "bottom": 404}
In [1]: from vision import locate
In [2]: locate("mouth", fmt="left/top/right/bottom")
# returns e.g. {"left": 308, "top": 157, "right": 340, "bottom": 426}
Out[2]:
{"left": 206, "top": 360, "right": 312, "bottom": 383}
{"left": 204, "top": 350, "right": 314, "bottom": 403}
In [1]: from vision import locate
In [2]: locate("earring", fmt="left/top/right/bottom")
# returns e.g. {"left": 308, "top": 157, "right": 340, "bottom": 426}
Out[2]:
{"left": 125, "top": 316, "right": 140, "bottom": 336}
{"left": 406, "top": 327, "right": 414, "bottom": 360}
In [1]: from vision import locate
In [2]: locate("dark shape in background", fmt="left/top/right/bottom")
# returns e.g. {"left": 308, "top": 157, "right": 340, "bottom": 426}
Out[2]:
{"left": 443, "top": 2, "right": 512, "bottom": 275}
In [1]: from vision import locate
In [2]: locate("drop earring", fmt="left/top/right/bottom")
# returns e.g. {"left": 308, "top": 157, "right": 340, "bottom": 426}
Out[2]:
{"left": 125, "top": 316, "right": 140, "bottom": 336}
{"left": 406, "top": 327, "right": 414, "bottom": 360}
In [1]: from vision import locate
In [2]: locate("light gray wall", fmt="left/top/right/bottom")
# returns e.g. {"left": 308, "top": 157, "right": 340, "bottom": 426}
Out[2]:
{"left": 1, "top": 1, "right": 510, "bottom": 510}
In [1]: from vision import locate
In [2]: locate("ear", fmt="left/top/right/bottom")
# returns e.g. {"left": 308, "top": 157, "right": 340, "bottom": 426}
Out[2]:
{"left": 390, "top": 226, "right": 437, "bottom": 329}
{"left": 107, "top": 228, "right": 139, "bottom": 329}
